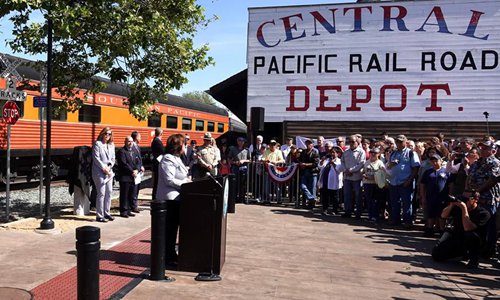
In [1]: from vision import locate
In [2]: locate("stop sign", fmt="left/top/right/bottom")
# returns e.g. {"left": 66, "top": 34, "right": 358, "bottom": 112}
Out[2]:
{"left": 2, "top": 101, "right": 20, "bottom": 125}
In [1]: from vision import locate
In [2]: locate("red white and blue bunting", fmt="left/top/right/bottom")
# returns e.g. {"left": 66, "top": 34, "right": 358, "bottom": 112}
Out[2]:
{"left": 265, "top": 163, "right": 298, "bottom": 184}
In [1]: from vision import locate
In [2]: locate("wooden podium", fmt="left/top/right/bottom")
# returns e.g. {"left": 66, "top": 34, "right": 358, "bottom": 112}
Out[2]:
{"left": 178, "top": 176, "right": 229, "bottom": 281}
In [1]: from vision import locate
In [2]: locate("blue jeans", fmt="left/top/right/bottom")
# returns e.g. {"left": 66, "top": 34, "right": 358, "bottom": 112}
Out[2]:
{"left": 364, "top": 183, "right": 379, "bottom": 220}
{"left": 343, "top": 179, "right": 362, "bottom": 216}
{"left": 478, "top": 201, "right": 498, "bottom": 258}
{"left": 389, "top": 184, "right": 414, "bottom": 224}
{"left": 300, "top": 171, "right": 317, "bottom": 202}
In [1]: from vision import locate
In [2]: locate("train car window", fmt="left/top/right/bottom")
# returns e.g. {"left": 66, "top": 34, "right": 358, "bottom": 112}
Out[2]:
{"left": 217, "top": 122, "right": 224, "bottom": 133}
{"left": 39, "top": 108, "right": 67, "bottom": 121}
{"left": 182, "top": 118, "right": 192, "bottom": 130}
{"left": 195, "top": 120, "right": 204, "bottom": 131}
{"left": 52, "top": 107, "right": 67, "bottom": 121}
{"left": 36, "top": 101, "right": 67, "bottom": 121}
{"left": 78, "top": 105, "right": 101, "bottom": 123}
{"left": 207, "top": 121, "right": 215, "bottom": 132}
{"left": 166, "top": 116, "right": 178, "bottom": 129}
{"left": 148, "top": 115, "right": 161, "bottom": 128}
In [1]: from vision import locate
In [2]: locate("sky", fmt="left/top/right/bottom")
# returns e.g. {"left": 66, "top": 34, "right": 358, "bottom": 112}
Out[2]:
{"left": 0, "top": 0, "right": 354, "bottom": 97}
{"left": 172, "top": 0, "right": 354, "bottom": 96}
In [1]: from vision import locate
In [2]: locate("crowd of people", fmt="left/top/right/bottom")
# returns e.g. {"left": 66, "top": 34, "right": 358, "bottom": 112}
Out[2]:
{"left": 226, "top": 132, "right": 499, "bottom": 270}
{"left": 87, "top": 127, "right": 499, "bottom": 270}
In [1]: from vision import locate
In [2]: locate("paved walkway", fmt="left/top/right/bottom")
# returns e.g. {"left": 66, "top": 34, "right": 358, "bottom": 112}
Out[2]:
{"left": 0, "top": 189, "right": 499, "bottom": 299}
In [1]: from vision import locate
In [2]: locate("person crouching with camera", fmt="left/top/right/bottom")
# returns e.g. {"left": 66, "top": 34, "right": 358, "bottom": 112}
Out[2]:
{"left": 432, "top": 191, "right": 490, "bottom": 269}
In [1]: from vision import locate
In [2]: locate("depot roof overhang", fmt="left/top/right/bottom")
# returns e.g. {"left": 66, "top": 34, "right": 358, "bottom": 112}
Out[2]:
{"left": 208, "top": 69, "right": 248, "bottom": 122}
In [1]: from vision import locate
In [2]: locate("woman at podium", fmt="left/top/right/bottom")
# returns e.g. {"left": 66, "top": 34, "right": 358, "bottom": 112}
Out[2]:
{"left": 156, "top": 133, "right": 192, "bottom": 265}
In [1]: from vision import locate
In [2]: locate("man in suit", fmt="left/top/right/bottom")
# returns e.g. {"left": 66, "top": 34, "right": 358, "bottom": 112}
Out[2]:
{"left": 131, "top": 131, "right": 144, "bottom": 212}
{"left": 118, "top": 136, "right": 141, "bottom": 218}
{"left": 151, "top": 128, "right": 164, "bottom": 200}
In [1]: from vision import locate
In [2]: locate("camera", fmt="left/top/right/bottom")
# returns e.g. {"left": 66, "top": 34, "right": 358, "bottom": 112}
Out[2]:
{"left": 446, "top": 195, "right": 461, "bottom": 203}
{"left": 452, "top": 152, "right": 465, "bottom": 160}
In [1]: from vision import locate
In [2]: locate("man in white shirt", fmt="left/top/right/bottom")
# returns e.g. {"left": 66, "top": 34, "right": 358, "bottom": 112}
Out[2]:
{"left": 340, "top": 135, "right": 366, "bottom": 219}
{"left": 281, "top": 137, "right": 294, "bottom": 160}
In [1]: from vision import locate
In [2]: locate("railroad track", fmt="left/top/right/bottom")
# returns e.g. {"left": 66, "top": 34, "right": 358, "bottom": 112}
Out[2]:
{"left": 0, "top": 171, "right": 153, "bottom": 193}
{"left": 0, "top": 177, "right": 68, "bottom": 193}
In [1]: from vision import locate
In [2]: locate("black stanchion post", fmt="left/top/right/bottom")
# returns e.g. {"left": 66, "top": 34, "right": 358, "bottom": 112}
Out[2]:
{"left": 227, "top": 174, "right": 236, "bottom": 213}
{"left": 150, "top": 200, "right": 175, "bottom": 282}
{"left": 76, "top": 226, "right": 100, "bottom": 300}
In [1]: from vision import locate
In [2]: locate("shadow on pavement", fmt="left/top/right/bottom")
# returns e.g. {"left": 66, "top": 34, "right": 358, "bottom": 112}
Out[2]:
{"left": 268, "top": 205, "right": 499, "bottom": 298}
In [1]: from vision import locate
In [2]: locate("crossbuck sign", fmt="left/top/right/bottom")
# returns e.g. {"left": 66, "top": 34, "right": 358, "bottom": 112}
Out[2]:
{"left": 0, "top": 54, "right": 27, "bottom": 102}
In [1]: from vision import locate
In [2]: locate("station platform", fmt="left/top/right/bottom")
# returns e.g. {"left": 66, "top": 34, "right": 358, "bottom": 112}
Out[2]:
{"left": 0, "top": 189, "right": 498, "bottom": 299}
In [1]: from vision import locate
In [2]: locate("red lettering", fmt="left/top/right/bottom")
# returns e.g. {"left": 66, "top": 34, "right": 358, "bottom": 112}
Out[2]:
{"left": 316, "top": 85, "right": 341, "bottom": 111}
{"left": 346, "top": 85, "right": 371, "bottom": 111}
{"left": 380, "top": 85, "right": 407, "bottom": 111}
{"left": 286, "top": 86, "right": 310, "bottom": 111}
{"left": 417, "top": 83, "right": 451, "bottom": 111}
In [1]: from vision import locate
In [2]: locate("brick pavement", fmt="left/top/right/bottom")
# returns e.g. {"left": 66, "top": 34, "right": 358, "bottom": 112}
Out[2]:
{"left": 0, "top": 190, "right": 499, "bottom": 299}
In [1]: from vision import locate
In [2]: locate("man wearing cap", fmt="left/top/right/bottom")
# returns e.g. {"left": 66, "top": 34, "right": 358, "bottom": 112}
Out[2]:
{"left": 387, "top": 134, "right": 420, "bottom": 227}
{"left": 466, "top": 140, "right": 499, "bottom": 258}
{"left": 340, "top": 135, "right": 366, "bottom": 218}
{"left": 432, "top": 192, "right": 491, "bottom": 269}
{"left": 262, "top": 140, "right": 285, "bottom": 203}
{"left": 281, "top": 137, "right": 294, "bottom": 160}
{"left": 194, "top": 132, "right": 218, "bottom": 178}
{"left": 298, "top": 139, "right": 320, "bottom": 208}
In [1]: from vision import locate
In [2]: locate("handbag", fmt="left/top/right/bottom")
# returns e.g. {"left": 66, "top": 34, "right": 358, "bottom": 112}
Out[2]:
{"left": 374, "top": 169, "right": 387, "bottom": 189}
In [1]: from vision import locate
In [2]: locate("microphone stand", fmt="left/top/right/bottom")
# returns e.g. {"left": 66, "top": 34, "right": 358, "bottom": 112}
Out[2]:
{"left": 483, "top": 111, "right": 490, "bottom": 136}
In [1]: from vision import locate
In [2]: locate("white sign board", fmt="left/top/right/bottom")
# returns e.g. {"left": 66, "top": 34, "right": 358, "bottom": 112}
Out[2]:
{"left": 0, "top": 78, "right": 27, "bottom": 101}
{"left": 247, "top": 0, "right": 500, "bottom": 122}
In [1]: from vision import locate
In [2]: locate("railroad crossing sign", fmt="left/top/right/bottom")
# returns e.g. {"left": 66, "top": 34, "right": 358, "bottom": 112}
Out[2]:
{"left": 0, "top": 54, "right": 27, "bottom": 102}
{"left": 40, "top": 70, "right": 47, "bottom": 94}
{"left": 0, "top": 77, "right": 27, "bottom": 102}
{"left": 2, "top": 101, "right": 20, "bottom": 125}
{"left": 0, "top": 54, "right": 22, "bottom": 81}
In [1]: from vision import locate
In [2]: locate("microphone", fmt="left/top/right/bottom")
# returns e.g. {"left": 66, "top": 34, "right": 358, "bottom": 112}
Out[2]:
{"left": 206, "top": 172, "right": 222, "bottom": 188}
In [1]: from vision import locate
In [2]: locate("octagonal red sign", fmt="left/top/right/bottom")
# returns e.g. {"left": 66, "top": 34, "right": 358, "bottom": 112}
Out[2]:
{"left": 2, "top": 101, "right": 20, "bottom": 125}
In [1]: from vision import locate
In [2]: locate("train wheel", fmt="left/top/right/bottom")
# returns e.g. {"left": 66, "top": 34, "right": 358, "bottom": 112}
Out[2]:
{"left": 50, "top": 162, "right": 60, "bottom": 179}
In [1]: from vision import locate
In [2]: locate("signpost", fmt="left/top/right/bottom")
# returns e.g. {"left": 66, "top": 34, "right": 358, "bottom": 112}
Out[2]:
{"left": 0, "top": 54, "right": 27, "bottom": 222}
{"left": 37, "top": 75, "right": 48, "bottom": 215}
{"left": 1, "top": 101, "right": 20, "bottom": 221}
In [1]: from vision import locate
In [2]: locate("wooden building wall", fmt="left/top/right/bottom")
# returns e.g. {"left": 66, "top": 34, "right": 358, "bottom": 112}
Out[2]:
{"left": 284, "top": 121, "right": 500, "bottom": 142}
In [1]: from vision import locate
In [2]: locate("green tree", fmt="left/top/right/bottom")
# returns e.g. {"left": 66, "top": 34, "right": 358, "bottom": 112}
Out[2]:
{"left": 182, "top": 90, "right": 216, "bottom": 106}
{"left": 0, "top": 0, "right": 214, "bottom": 119}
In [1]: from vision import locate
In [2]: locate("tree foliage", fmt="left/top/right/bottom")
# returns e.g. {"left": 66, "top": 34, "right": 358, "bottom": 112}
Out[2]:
{"left": 0, "top": 0, "right": 215, "bottom": 120}
{"left": 182, "top": 90, "right": 216, "bottom": 106}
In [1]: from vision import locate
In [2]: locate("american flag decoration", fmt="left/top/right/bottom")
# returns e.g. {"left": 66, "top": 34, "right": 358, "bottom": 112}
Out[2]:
{"left": 265, "top": 163, "right": 298, "bottom": 184}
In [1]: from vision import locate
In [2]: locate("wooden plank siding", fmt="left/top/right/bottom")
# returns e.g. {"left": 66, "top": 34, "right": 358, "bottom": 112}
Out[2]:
{"left": 284, "top": 121, "right": 500, "bottom": 142}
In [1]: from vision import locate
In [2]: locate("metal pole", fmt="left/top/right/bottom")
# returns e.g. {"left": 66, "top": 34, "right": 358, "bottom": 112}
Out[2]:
{"left": 39, "top": 107, "right": 44, "bottom": 216}
{"left": 76, "top": 226, "right": 100, "bottom": 300}
{"left": 150, "top": 200, "right": 170, "bottom": 281}
{"left": 40, "top": 16, "right": 54, "bottom": 229}
{"left": 6, "top": 124, "right": 11, "bottom": 220}
{"left": 486, "top": 117, "right": 490, "bottom": 136}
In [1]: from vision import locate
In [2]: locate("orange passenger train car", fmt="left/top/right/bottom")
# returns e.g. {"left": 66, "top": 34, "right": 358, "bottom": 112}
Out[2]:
{"left": 0, "top": 57, "right": 230, "bottom": 182}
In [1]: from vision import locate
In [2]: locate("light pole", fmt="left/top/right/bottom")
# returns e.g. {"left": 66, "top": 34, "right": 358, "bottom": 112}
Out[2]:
{"left": 483, "top": 111, "right": 490, "bottom": 137}
{"left": 40, "top": 15, "right": 54, "bottom": 230}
